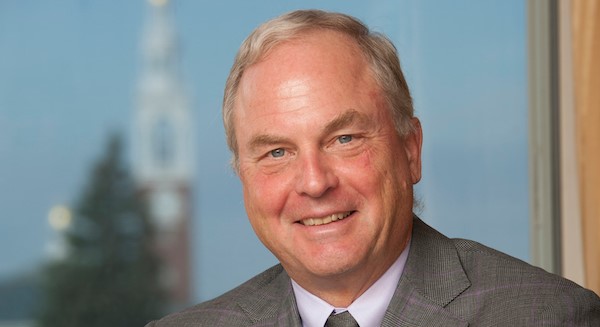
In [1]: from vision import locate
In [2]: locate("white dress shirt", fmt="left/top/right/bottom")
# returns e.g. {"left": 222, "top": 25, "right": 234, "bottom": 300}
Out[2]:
{"left": 291, "top": 240, "right": 410, "bottom": 327}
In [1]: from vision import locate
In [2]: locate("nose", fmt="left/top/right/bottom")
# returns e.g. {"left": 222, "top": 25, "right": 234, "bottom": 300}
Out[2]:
{"left": 294, "top": 150, "right": 339, "bottom": 198}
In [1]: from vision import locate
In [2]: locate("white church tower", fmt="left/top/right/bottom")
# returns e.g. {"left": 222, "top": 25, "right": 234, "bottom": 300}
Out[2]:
{"left": 133, "top": 0, "right": 193, "bottom": 309}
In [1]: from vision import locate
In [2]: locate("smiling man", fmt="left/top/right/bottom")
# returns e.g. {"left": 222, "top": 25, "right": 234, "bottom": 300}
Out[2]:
{"left": 147, "top": 10, "right": 600, "bottom": 327}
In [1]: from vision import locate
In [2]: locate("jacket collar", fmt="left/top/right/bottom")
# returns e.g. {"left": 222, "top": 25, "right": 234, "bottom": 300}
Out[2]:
{"left": 236, "top": 217, "right": 471, "bottom": 327}
{"left": 236, "top": 265, "right": 303, "bottom": 326}
{"left": 381, "top": 216, "right": 471, "bottom": 327}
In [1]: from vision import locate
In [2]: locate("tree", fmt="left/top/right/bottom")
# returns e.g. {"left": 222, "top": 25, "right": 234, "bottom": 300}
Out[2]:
{"left": 37, "top": 134, "right": 165, "bottom": 327}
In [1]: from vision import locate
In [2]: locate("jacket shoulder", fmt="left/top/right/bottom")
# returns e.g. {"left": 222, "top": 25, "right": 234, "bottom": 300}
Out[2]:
{"left": 450, "top": 237, "right": 600, "bottom": 324}
{"left": 410, "top": 218, "right": 600, "bottom": 324}
{"left": 146, "top": 265, "right": 288, "bottom": 327}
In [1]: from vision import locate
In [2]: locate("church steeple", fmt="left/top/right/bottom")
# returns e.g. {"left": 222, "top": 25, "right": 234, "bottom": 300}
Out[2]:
{"left": 133, "top": 0, "right": 193, "bottom": 310}
{"left": 135, "top": 0, "right": 192, "bottom": 186}
{"left": 141, "top": 0, "right": 178, "bottom": 93}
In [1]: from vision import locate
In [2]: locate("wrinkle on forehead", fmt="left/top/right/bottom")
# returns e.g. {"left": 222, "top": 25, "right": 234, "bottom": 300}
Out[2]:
{"left": 278, "top": 78, "right": 310, "bottom": 99}
{"left": 275, "top": 77, "right": 313, "bottom": 113}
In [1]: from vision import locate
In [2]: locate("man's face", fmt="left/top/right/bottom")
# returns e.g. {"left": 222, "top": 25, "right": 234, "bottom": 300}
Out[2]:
{"left": 233, "top": 31, "right": 422, "bottom": 288}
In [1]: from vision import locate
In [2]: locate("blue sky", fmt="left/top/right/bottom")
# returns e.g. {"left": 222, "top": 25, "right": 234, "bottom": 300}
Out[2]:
{"left": 0, "top": 0, "right": 527, "bottom": 302}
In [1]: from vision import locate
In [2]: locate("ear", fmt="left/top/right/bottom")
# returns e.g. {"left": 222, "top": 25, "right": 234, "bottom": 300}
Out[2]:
{"left": 404, "top": 117, "right": 423, "bottom": 184}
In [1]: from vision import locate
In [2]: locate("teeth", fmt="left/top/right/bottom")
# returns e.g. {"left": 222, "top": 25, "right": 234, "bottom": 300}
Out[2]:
{"left": 301, "top": 212, "right": 352, "bottom": 226}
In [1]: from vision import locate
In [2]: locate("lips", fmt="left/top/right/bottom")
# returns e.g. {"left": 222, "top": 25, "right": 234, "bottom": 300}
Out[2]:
{"left": 300, "top": 211, "right": 353, "bottom": 226}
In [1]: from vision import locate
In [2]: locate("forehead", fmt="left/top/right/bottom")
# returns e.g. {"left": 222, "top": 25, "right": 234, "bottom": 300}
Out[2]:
{"left": 252, "top": 30, "right": 367, "bottom": 79}
{"left": 234, "top": 30, "right": 380, "bottom": 117}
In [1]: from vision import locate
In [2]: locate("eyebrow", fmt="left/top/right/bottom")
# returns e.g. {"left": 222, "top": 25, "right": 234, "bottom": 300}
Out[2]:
{"left": 246, "top": 109, "right": 370, "bottom": 152}
{"left": 248, "top": 134, "right": 291, "bottom": 152}
{"left": 322, "top": 109, "right": 370, "bottom": 135}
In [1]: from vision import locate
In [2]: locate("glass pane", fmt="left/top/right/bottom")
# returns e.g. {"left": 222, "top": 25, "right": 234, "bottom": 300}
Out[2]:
{"left": 403, "top": 1, "right": 530, "bottom": 261}
{"left": 0, "top": 0, "right": 528, "bottom": 323}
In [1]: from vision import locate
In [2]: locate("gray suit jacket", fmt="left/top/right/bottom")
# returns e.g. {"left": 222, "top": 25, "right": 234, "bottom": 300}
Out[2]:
{"left": 146, "top": 218, "right": 600, "bottom": 326}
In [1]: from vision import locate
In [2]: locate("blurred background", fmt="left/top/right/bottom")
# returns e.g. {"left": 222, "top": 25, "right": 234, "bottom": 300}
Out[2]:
{"left": 1, "top": 0, "right": 598, "bottom": 326}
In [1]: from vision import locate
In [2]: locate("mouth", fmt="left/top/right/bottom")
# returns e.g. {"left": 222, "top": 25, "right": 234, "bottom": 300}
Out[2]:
{"left": 300, "top": 211, "right": 354, "bottom": 226}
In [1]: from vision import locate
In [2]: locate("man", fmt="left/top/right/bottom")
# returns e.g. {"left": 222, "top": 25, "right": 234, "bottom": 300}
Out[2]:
{"left": 147, "top": 10, "right": 600, "bottom": 326}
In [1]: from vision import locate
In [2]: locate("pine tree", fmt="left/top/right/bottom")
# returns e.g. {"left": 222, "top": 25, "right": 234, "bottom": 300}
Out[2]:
{"left": 37, "top": 134, "right": 165, "bottom": 327}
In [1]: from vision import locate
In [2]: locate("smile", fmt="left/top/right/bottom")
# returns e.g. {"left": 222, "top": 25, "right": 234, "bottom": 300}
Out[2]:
{"left": 300, "top": 211, "right": 353, "bottom": 226}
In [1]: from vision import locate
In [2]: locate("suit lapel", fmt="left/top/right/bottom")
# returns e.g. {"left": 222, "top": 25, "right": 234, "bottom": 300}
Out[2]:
{"left": 236, "top": 265, "right": 302, "bottom": 327}
{"left": 274, "top": 288, "right": 303, "bottom": 327}
{"left": 381, "top": 217, "right": 470, "bottom": 327}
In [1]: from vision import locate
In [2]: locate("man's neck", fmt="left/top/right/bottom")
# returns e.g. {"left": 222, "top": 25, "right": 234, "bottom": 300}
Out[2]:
{"left": 291, "top": 240, "right": 411, "bottom": 327}
{"left": 289, "top": 238, "right": 410, "bottom": 307}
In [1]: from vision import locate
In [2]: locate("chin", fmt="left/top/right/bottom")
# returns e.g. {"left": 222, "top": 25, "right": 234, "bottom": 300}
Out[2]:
{"left": 303, "top": 256, "right": 362, "bottom": 278}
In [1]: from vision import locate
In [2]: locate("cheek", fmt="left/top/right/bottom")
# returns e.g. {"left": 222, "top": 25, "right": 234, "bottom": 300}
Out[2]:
{"left": 242, "top": 180, "right": 276, "bottom": 246}
{"left": 242, "top": 172, "right": 290, "bottom": 220}
{"left": 241, "top": 173, "right": 295, "bottom": 255}
{"left": 350, "top": 144, "right": 410, "bottom": 203}
{"left": 345, "top": 144, "right": 392, "bottom": 182}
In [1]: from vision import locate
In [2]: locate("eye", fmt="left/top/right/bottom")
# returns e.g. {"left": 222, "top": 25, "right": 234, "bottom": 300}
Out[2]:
{"left": 270, "top": 148, "right": 286, "bottom": 158}
{"left": 338, "top": 135, "right": 353, "bottom": 144}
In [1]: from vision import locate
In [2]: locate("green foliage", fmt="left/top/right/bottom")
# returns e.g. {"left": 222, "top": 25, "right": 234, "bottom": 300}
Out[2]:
{"left": 36, "top": 134, "right": 165, "bottom": 327}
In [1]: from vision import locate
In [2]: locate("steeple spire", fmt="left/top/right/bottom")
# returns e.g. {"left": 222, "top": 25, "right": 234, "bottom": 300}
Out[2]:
{"left": 140, "top": 0, "right": 179, "bottom": 96}
{"left": 133, "top": 0, "right": 193, "bottom": 311}
{"left": 135, "top": 0, "right": 192, "bottom": 184}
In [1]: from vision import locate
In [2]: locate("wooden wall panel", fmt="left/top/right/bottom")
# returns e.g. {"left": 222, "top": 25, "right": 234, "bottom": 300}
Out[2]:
{"left": 572, "top": 0, "right": 600, "bottom": 294}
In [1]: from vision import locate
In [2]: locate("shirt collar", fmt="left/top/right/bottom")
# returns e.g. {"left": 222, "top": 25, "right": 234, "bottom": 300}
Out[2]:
{"left": 291, "top": 239, "right": 411, "bottom": 327}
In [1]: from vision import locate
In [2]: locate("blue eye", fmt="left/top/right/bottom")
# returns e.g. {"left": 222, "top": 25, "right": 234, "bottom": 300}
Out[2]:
{"left": 270, "top": 148, "right": 285, "bottom": 158}
{"left": 338, "top": 135, "right": 353, "bottom": 144}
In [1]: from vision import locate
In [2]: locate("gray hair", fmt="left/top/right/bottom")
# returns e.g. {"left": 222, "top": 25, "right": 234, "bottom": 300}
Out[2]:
{"left": 223, "top": 9, "right": 415, "bottom": 169}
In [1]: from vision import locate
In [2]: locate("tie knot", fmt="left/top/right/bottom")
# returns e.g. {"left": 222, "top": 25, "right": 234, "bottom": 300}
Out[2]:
{"left": 324, "top": 311, "right": 359, "bottom": 327}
